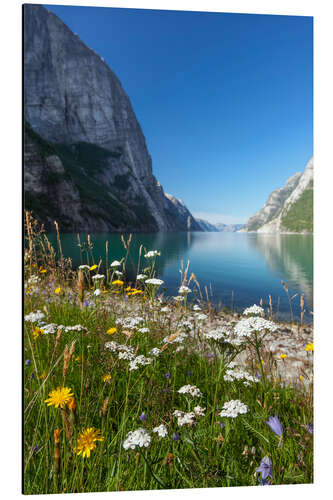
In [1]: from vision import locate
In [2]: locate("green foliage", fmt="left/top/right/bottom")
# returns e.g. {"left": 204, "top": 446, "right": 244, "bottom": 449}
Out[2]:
{"left": 281, "top": 184, "right": 313, "bottom": 233}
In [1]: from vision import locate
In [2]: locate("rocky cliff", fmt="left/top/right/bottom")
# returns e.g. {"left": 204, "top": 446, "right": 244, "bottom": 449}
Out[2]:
{"left": 243, "top": 157, "right": 313, "bottom": 234}
{"left": 24, "top": 4, "right": 201, "bottom": 233}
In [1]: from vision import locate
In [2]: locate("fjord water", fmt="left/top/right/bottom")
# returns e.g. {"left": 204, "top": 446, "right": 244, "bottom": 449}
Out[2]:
{"left": 47, "top": 232, "right": 313, "bottom": 323}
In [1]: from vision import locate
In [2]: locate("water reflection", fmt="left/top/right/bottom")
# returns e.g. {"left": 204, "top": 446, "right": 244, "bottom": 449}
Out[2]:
{"left": 247, "top": 233, "right": 313, "bottom": 306}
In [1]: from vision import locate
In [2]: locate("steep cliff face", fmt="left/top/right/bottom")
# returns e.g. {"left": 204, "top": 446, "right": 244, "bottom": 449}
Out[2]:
{"left": 244, "top": 172, "right": 302, "bottom": 232}
{"left": 24, "top": 4, "right": 201, "bottom": 233}
{"left": 243, "top": 158, "right": 313, "bottom": 234}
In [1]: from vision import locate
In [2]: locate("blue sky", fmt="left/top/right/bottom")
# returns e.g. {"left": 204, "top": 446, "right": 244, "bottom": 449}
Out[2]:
{"left": 44, "top": 5, "right": 313, "bottom": 224}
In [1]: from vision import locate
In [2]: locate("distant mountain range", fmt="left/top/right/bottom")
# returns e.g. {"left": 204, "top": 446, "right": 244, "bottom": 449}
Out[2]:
{"left": 241, "top": 157, "right": 313, "bottom": 234}
{"left": 24, "top": 5, "right": 202, "bottom": 233}
{"left": 195, "top": 219, "right": 245, "bottom": 232}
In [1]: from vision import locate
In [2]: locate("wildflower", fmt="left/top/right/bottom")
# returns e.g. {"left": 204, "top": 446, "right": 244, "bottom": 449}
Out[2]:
{"left": 173, "top": 295, "right": 184, "bottom": 302}
{"left": 299, "top": 375, "right": 303, "bottom": 381}
{"left": 33, "top": 445, "right": 38, "bottom": 452}
{"left": 89, "top": 264, "right": 98, "bottom": 271}
{"left": 137, "top": 327, "right": 150, "bottom": 334}
{"left": 234, "top": 317, "right": 277, "bottom": 340}
{"left": 224, "top": 366, "right": 258, "bottom": 385}
{"left": 139, "top": 412, "right": 147, "bottom": 421}
{"left": 153, "top": 424, "right": 168, "bottom": 437}
{"left": 54, "top": 287, "right": 61, "bottom": 294}
{"left": 114, "top": 270, "right": 123, "bottom": 276}
{"left": 220, "top": 422, "right": 225, "bottom": 429}
{"left": 265, "top": 414, "right": 283, "bottom": 436}
{"left": 177, "top": 412, "right": 196, "bottom": 427}
{"left": 172, "top": 433, "right": 180, "bottom": 441}
{"left": 193, "top": 405, "right": 206, "bottom": 416}
{"left": 110, "top": 260, "right": 121, "bottom": 267}
{"left": 280, "top": 354, "right": 287, "bottom": 360}
{"left": 25, "top": 359, "right": 31, "bottom": 365}
{"left": 92, "top": 274, "right": 105, "bottom": 280}
{"left": 178, "top": 285, "right": 192, "bottom": 294}
{"left": 24, "top": 310, "right": 45, "bottom": 323}
{"left": 106, "top": 327, "right": 117, "bottom": 335}
{"left": 129, "top": 355, "right": 152, "bottom": 371}
{"left": 102, "top": 374, "right": 112, "bottom": 383}
{"left": 144, "top": 250, "right": 161, "bottom": 258}
{"left": 79, "top": 265, "right": 90, "bottom": 270}
{"left": 178, "top": 384, "right": 202, "bottom": 398}
{"left": 149, "top": 347, "right": 161, "bottom": 357}
{"left": 40, "top": 371, "right": 47, "bottom": 380}
{"left": 112, "top": 280, "right": 124, "bottom": 286}
{"left": 39, "top": 267, "right": 47, "bottom": 274}
{"left": 256, "top": 456, "right": 273, "bottom": 481}
{"left": 243, "top": 304, "right": 264, "bottom": 316}
{"left": 305, "top": 343, "right": 314, "bottom": 352}
{"left": 94, "top": 289, "right": 101, "bottom": 296}
{"left": 75, "top": 427, "right": 104, "bottom": 458}
{"left": 32, "top": 327, "right": 44, "bottom": 340}
{"left": 165, "top": 371, "right": 171, "bottom": 379}
{"left": 145, "top": 278, "right": 164, "bottom": 286}
{"left": 137, "top": 274, "right": 147, "bottom": 280}
{"left": 193, "top": 304, "right": 201, "bottom": 311}
{"left": 44, "top": 387, "right": 74, "bottom": 409}
{"left": 83, "top": 300, "right": 89, "bottom": 307}
{"left": 219, "top": 400, "right": 248, "bottom": 418}
{"left": 123, "top": 428, "right": 151, "bottom": 450}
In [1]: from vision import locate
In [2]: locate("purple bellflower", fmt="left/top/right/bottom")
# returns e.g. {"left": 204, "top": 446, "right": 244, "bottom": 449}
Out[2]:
{"left": 265, "top": 414, "right": 283, "bottom": 436}
{"left": 256, "top": 456, "right": 273, "bottom": 481}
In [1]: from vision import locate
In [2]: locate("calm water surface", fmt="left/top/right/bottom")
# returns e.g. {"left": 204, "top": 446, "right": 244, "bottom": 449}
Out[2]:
{"left": 46, "top": 232, "right": 313, "bottom": 322}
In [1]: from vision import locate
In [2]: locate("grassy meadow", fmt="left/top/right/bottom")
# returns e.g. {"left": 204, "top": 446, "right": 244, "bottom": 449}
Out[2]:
{"left": 23, "top": 213, "right": 313, "bottom": 494}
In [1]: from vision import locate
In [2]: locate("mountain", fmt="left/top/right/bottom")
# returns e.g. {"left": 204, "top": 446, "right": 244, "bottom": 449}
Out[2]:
{"left": 23, "top": 5, "right": 202, "bottom": 233}
{"left": 242, "top": 157, "right": 313, "bottom": 234}
{"left": 214, "top": 223, "right": 245, "bottom": 232}
{"left": 195, "top": 218, "right": 219, "bottom": 232}
{"left": 195, "top": 219, "right": 245, "bottom": 232}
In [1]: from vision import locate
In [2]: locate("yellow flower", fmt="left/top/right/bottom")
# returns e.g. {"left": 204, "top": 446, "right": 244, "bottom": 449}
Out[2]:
{"left": 45, "top": 387, "right": 74, "bottom": 409}
{"left": 54, "top": 287, "right": 61, "bottom": 294}
{"left": 112, "top": 280, "right": 124, "bottom": 286}
{"left": 102, "top": 374, "right": 112, "bottom": 383}
{"left": 67, "top": 397, "right": 76, "bottom": 412}
{"left": 125, "top": 286, "right": 132, "bottom": 292}
{"left": 33, "top": 327, "right": 44, "bottom": 340}
{"left": 40, "top": 371, "right": 47, "bottom": 380}
{"left": 107, "top": 327, "right": 117, "bottom": 335}
{"left": 131, "top": 289, "right": 143, "bottom": 295}
{"left": 305, "top": 343, "right": 314, "bottom": 352}
{"left": 74, "top": 427, "right": 104, "bottom": 458}
{"left": 39, "top": 266, "right": 47, "bottom": 274}
{"left": 75, "top": 355, "right": 83, "bottom": 363}
{"left": 280, "top": 354, "right": 287, "bottom": 360}
{"left": 299, "top": 375, "right": 303, "bottom": 381}
{"left": 89, "top": 264, "right": 98, "bottom": 271}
